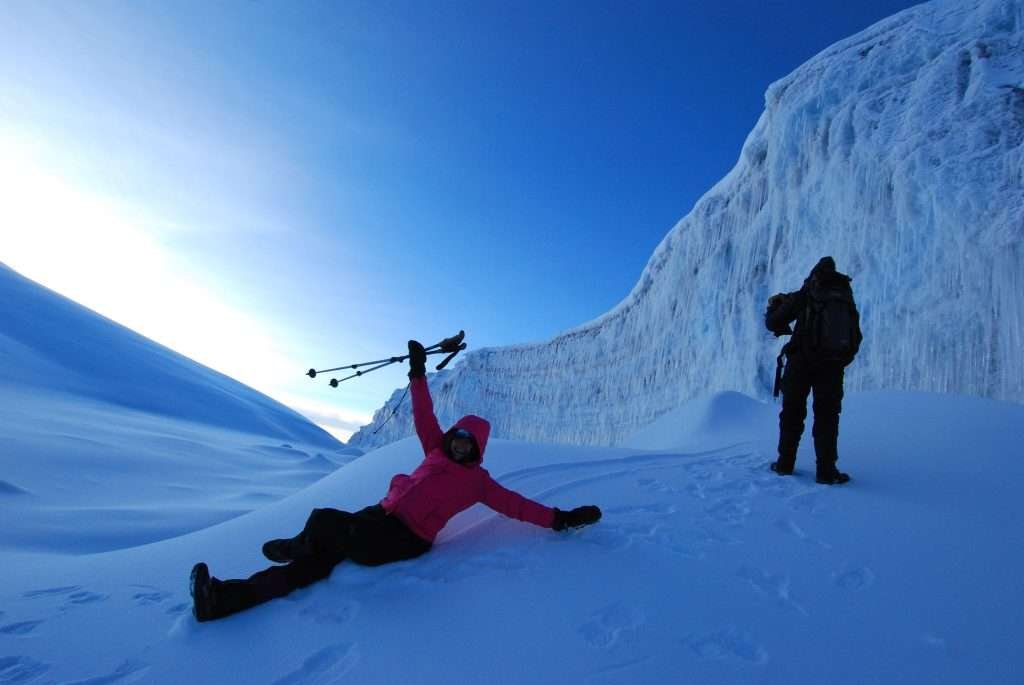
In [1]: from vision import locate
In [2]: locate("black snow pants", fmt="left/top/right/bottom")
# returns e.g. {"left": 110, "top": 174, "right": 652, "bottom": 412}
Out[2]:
{"left": 209, "top": 505, "right": 430, "bottom": 619}
{"left": 776, "top": 354, "right": 846, "bottom": 473}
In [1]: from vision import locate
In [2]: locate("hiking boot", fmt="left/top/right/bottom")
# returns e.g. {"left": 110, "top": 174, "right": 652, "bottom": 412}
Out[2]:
{"left": 816, "top": 468, "right": 851, "bottom": 485}
{"left": 770, "top": 460, "right": 794, "bottom": 476}
{"left": 262, "top": 536, "right": 311, "bottom": 564}
{"left": 190, "top": 562, "right": 217, "bottom": 622}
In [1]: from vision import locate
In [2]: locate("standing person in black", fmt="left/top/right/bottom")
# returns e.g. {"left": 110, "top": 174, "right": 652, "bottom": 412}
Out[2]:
{"left": 765, "top": 256, "right": 862, "bottom": 484}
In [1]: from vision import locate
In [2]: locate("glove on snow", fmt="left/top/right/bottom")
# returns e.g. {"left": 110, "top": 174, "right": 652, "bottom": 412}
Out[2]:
{"left": 407, "top": 340, "right": 427, "bottom": 379}
{"left": 552, "top": 505, "right": 602, "bottom": 531}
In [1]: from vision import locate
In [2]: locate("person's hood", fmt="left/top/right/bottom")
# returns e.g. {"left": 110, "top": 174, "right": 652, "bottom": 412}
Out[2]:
{"left": 808, "top": 256, "right": 837, "bottom": 279}
{"left": 805, "top": 255, "right": 851, "bottom": 286}
{"left": 443, "top": 415, "right": 491, "bottom": 464}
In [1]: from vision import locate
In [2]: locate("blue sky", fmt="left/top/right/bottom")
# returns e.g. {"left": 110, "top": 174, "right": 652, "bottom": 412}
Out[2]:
{"left": 0, "top": 0, "right": 921, "bottom": 439}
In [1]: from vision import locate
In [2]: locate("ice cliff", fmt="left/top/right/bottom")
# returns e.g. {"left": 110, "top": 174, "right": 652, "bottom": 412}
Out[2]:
{"left": 351, "top": 0, "right": 1024, "bottom": 449}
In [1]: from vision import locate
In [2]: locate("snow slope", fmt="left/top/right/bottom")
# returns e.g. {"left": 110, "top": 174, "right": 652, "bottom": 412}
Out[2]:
{"left": 351, "top": 0, "right": 1024, "bottom": 450}
{"left": 0, "top": 263, "right": 360, "bottom": 553}
{"left": 1, "top": 390, "right": 1022, "bottom": 684}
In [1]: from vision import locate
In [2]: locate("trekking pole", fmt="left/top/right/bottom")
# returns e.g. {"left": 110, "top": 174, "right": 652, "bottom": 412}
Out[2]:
{"left": 325, "top": 349, "right": 455, "bottom": 387}
{"left": 306, "top": 335, "right": 453, "bottom": 379}
{"left": 306, "top": 330, "right": 467, "bottom": 388}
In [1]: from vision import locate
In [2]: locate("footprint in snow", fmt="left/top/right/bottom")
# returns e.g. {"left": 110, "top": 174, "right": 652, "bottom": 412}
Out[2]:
{"left": 60, "top": 658, "right": 149, "bottom": 684}
{"left": 22, "top": 586, "right": 82, "bottom": 599}
{"left": 20, "top": 585, "right": 107, "bottom": 609}
{"left": 788, "top": 491, "right": 825, "bottom": 514}
{"left": 775, "top": 518, "right": 833, "bottom": 550}
{"left": 737, "top": 566, "right": 808, "bottom": 616}
{"left": 705, "top": 477, "right": 759, "bottom": 498}
{"left": 271, "top": 643, "right": 358, "bottom": 684}
{"left": 166, "top": 602, "right": 191, "bottom": 616}
{"left": 704, "top": 497, "right": 751, "bottom": 526}
{"left": 0, "top": 656, "right": 50, "bottom": 684}
{"left": 64, "top": 591, "right": 108, "bottom": 606}
{"left": 832, "top": 565, "right": 876, "bottom": 591}
{"left": 681, "top": 626, "right": 768, "bottom": 664}
{"left": 756, "top": 469, "right": 812, "bottom": 498}
{"left": 130, "top": 585, "right": 172, "bottom": 606}
{"left": 578, "top": 603, "right": 645, "bottom": 649}
{"left": 0, "top": 621, "right": 44, "bottom": 636}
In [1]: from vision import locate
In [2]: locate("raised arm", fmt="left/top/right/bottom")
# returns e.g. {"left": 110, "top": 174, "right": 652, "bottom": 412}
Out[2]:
{"left": 408, "top": 340, "right": 444, "bottom": 455}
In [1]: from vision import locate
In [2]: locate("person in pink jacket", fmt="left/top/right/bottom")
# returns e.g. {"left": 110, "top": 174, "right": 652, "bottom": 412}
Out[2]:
{"left": 190, "top": 340, "right": 602, "bottom": 622}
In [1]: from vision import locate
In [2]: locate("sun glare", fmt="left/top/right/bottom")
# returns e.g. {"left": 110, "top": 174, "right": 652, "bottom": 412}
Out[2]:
{"left": 0, "top": 135, "right": 368, "bottom": 438}
{"left": 0, "top": 135, "right": 356, "bottom": 435}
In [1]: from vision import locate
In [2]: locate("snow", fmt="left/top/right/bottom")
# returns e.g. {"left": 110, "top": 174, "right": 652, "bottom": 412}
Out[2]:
{"left": 3, "top": 0, "right": 1024, "bottom": 682}
{"left": 3, "top": 373, "right": 1023, "bottom": 682}
{"left": 351, "top": 0, "right": 1024, "bottom": 451}
{"left": 0, "top": 263, "right": 361, "bottom": 553}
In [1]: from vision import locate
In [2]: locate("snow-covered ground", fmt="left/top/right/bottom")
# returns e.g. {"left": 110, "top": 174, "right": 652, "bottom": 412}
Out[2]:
{"left": 351, "top": 0, "right": 1024, "bottom": 451}
{"left": 2, "top": 385, "right": 1022, "bottom": 683}
{"left": 0, "top": 263, "right": 360, "bottom": 554}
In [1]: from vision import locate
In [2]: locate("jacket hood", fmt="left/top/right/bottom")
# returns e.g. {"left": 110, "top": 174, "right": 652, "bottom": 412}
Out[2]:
{"left": 444, "top": 415, "right": 491, "bottom": 463}
{"left": 805, "top": 256, "right": 852, "bottom": 287}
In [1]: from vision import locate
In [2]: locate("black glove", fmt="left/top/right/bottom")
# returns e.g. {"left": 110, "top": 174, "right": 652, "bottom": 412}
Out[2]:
{"left": 552, "top": 505, "right": 602, "bottom": 531}
{"left": 407, "top": 340, "right": 426, "bottom": 379}
{"left": 765, "top": 293, "right": 794, "bottom": 337}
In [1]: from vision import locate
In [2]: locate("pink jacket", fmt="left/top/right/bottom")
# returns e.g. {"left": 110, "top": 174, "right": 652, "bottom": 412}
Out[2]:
{"left": 380, "top": 377, "right": 555, "bottom": 543}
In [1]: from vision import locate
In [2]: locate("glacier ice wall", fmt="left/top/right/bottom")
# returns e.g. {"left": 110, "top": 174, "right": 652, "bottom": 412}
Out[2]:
{"left": 351, "top": 0, "right": 1024, "bottom": 449}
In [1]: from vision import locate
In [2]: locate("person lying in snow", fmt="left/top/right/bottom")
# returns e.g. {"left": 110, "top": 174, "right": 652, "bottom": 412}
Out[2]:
{"left": 190, "top": 339, "right": 602, "bottom": 621}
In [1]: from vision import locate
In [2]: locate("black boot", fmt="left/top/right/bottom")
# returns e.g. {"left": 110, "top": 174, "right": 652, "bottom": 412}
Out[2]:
{"left": 816, "top": 466, "right": 851, "bottom": 485}
{"left": 190, "top": 562, "right": 217, "bottom": 622}
{"left": 771, "top": 452, "right": 795, "bottom": 475}
{"left": 262, "top": 534, "right": 311, "bottom": 564}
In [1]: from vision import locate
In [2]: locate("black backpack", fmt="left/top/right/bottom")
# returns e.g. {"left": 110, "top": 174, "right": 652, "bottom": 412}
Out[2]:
{"left": 798, "top": 275, "right": 859, "bottom": 361}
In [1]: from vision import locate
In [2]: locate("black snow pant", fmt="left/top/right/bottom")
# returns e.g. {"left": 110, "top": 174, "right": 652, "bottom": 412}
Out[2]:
{"left": 208, "top": 505, "right": 430, "bottom": 620}
{"left": 776, "top": 355, "right": 846, "bottom": 474}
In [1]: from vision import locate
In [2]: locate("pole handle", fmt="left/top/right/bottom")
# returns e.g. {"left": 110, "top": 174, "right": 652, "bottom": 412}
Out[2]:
{"left": 435, "top": 342, "right": 467, "bottom": 370}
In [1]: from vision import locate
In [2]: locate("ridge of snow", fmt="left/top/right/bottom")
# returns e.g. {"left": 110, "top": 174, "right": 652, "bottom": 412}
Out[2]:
{"left": 351, "top": 0, "right": 1024, "bottom": 450}
{"left": 0, "top": 262, "right": 342, "bottom": 447}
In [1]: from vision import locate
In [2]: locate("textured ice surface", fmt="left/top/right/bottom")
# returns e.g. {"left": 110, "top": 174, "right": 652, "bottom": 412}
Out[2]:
{"left": 352, "top": 0, "right": 1023, "bottom": 449}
